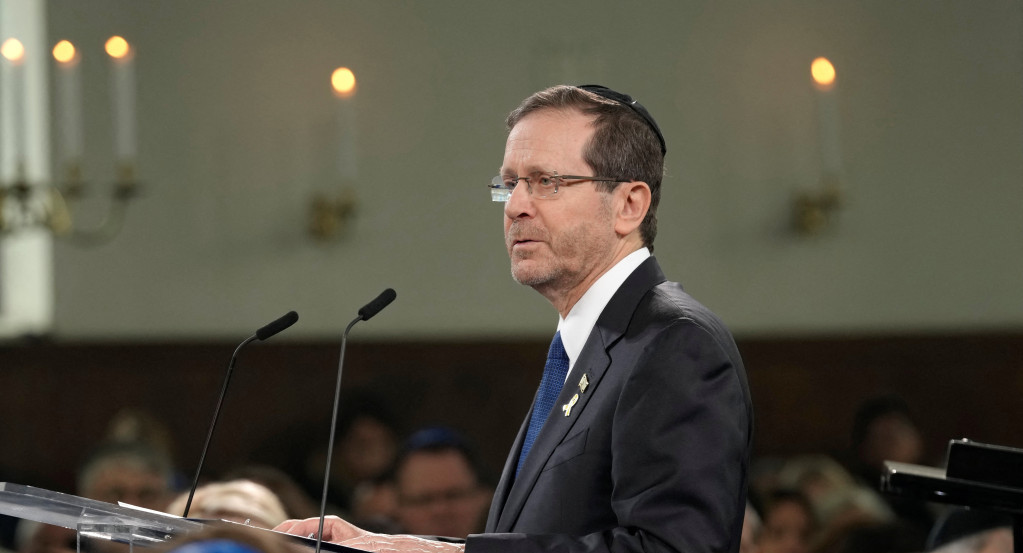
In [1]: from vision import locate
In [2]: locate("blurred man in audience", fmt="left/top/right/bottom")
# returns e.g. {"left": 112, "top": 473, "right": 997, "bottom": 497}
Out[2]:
{"left": 850, "top": 394, "right": 925, "bottom": 485}
{"left": 77, "top": 441, "right": 175, "bottom": 510}
{"left": 390, "top": 427, "right": 490, "bottom": 538}
{"left": 848, "top": 393, "right": 934, "bottom": 534}
{"left": 20, "top": 441, "right": 175, "bottom": 553}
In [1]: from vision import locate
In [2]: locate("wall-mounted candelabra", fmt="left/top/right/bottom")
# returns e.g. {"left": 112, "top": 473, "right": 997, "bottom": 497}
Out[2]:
{"left": 309, "top": 66, "right": 359, "bottom": 242}
{"left": 793, "top": 56, "right": 844, "bottom": 237}
{"left": 0, "top": 35, "right": 139, "bottom": 246}
{"left": 0, "top": 161, "right": 139, "bottom": 245}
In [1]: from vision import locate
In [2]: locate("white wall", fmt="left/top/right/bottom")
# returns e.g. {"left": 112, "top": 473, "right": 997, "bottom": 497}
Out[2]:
{"left": 40, "top": 0, "right": 1023, "bottom": 340}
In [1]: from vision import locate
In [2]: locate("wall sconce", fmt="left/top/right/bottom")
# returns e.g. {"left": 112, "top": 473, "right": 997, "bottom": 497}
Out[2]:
{"left": 309, "top": 188, "right": 356, "bottom": 240}
{"left": 793, "top": 173, "right": 841, "bottom": 235}
{"left": 793, "top": 56, "right": 843, "bottom": 236}
{"left": 309, "top": 67, "right": 359, "bottom": 241}
{"left": 0, "top": 36, "right": 140, "bottom": 246}
{"left": 0, "top": 161, "right": 139, "bottom": 245}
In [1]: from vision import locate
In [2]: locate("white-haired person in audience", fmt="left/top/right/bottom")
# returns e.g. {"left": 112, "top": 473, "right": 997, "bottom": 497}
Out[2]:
{"left": 165, "top": 480, "right": 288, "bottom": 529}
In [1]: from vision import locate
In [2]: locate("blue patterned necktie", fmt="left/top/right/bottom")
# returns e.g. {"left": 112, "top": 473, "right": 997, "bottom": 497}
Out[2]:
{"left": 516, "top": 331, "right": 570, "bottom": 477}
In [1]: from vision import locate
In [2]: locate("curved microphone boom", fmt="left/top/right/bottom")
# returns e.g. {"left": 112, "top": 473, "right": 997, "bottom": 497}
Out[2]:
{"left": 182, "top": 310, "right": 299, "bottom": 517}
{"left": 315, "top": 289, "right": 396, "bottom": 553}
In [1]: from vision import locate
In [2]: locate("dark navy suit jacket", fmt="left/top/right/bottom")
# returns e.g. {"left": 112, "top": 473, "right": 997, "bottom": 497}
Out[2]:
{"left": 467, "top": 257, "right": 753, "bottom": 553}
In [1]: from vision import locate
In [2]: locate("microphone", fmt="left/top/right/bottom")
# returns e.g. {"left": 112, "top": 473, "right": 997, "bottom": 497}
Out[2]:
{"left": 314, "top": 290, "right": 396, "bottom": 553}
{"left": 182, "top": 310, "right": 299, "bottom": 518}
{"left": 256, "top": 310, "right": 299, "bottom": 340}
{"left": 358, "top": 288, "right": 396, "bottom": 321}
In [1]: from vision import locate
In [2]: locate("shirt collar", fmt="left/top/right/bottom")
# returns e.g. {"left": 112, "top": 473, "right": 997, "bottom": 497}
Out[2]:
{"left": 557, "top": 248, "right": 651, "bottom": 375}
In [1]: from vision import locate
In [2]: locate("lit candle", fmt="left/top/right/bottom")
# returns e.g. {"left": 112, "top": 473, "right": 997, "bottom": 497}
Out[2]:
{"left": 811, "top": 57, "right": 842, "bottom": 175}
{"left": 52, "top": 40, "right": 83, "bottom": 173}
{"left": 331, "top": 67, "right": 358, "bottom": 181}
{"left": 106, "top": 35, "right": 136, "bottom": 166}
{"left": 1, "top": 38, "right": 27, "bottom": 178}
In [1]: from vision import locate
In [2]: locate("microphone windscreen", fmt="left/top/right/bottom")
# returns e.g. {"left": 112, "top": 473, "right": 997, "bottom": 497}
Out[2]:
{"left": 358, "top": 288, "right": 397, "bottom": 321}
{"left": 255, "top": 310, "right": 299, "bottom": 341}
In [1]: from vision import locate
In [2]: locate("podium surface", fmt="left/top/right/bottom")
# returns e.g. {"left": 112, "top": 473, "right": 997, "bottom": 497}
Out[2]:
{"left": 0, "top": 482, "right": 202, "bottom": 544}
{"left": 0, "top": 483, "right": 358, "bottom": 552}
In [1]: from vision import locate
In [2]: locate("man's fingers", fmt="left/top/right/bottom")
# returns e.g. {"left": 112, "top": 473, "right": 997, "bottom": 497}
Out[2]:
{"left": 273, "top": 516, "right": 365, "bottom": 543}
{"left": 273, "top": 519, "right": 299, "bottom": 533}
{"left": 341, "top": 535, "right": 465, "bottom": 553}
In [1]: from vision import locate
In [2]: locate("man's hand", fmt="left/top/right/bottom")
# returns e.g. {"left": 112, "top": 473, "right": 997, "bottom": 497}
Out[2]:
{"left": 273, "top": 517, "right": 465, "bottom": 553}
{"left": 340, "top": 534, "right": 464, "bottom": 553}
{"left": 274, "top": 516, "right": 368, "bottom": 543}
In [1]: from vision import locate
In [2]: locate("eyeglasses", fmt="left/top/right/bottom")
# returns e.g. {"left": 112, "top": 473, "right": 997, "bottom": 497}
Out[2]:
{"left": 489, "top": 171, "right": 620, "bottom": 202}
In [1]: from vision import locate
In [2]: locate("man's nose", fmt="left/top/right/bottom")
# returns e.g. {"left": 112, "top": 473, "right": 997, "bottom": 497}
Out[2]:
{"left": 504, "top": 182, "right": 534, "bottom": 218}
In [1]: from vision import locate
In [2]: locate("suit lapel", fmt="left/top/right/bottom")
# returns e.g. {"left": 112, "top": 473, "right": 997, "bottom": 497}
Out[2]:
{"left": 492, "top": 257, "right": 667, "bottom": 532}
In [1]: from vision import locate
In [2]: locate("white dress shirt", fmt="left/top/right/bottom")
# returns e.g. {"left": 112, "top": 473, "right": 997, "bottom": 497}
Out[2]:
{"left": 556, "top": 247, "right": 651, "bottom": 381}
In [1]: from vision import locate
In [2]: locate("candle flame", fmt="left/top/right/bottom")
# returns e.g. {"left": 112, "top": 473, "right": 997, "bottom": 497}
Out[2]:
{"left": 53, "top": 40, "right": 77, "bottom": 64}
{"left": 1, "top": 38, "right": 25, "bottom": 62}
{"left": 331, "top": 67, "right": 357, "bottom": 97}
{"left": 105, "top": 36, "right": 131, "bottom": 59}
{"left": 811, "top": 57, "right": 836, "bottom": 88}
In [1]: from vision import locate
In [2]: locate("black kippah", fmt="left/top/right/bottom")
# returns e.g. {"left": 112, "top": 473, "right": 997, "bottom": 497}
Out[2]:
{"left": 577, "top": 84, "right": 666, "bottom": 157}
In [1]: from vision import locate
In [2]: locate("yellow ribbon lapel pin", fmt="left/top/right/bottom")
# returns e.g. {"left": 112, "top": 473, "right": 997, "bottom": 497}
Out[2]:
{"left": 562, "top": 393, "right": 580, "bottom": 416}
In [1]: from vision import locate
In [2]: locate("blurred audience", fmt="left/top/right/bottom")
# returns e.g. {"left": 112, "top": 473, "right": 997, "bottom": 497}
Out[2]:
{"left": 221, "top": 465, "right": 319, "bottom": 520}
{"left": 252, "top": 390, "right": 402, "bottom": 514}
{"left": 77, "top": 441, "right": 175, "bottom": 510}
{"left": 850, "top": 394, "right": 925, "bottom": 485}
{"left": 349, "top": 473, "right": 400, "bottom": 533}
{"left": 757, "top": 489, "right": 816, "bottom": 553}
{"left": 20, "top": 440, "right": 176, "bottom": 553}
{"left": 774, "top": 455, "right": 894, "bottom": 552}
{"left": 744, "top": 393, "right": 948, "bottom": 553}
{"left": 101, "top": 408, "right": 187, "bottom": 491}
{"left": 165, "top": 480, "right": 288, "bottom": 529}
{"left": 10, "top": 390, "right": 1007, "bottom": 553}
{"left": 387, "top": 426, "right": 491, "bottom": 538}
{"left": 848, "top": 393, "right": 936, "bottom": 534}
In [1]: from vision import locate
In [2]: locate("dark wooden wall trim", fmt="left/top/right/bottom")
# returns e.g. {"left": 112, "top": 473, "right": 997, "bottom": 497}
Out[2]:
{"left": 1, "top": 332, "right": 1021, "bottom": 493}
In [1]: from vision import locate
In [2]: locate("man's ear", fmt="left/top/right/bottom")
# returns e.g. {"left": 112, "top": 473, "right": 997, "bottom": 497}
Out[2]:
{"left": 614, "top": 181, "right": 651, "bottom": 237}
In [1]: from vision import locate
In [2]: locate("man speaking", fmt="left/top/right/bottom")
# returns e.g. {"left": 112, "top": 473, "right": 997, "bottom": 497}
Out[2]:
{"left": 277, "top": 84, "right": 753, "bottom": 553}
